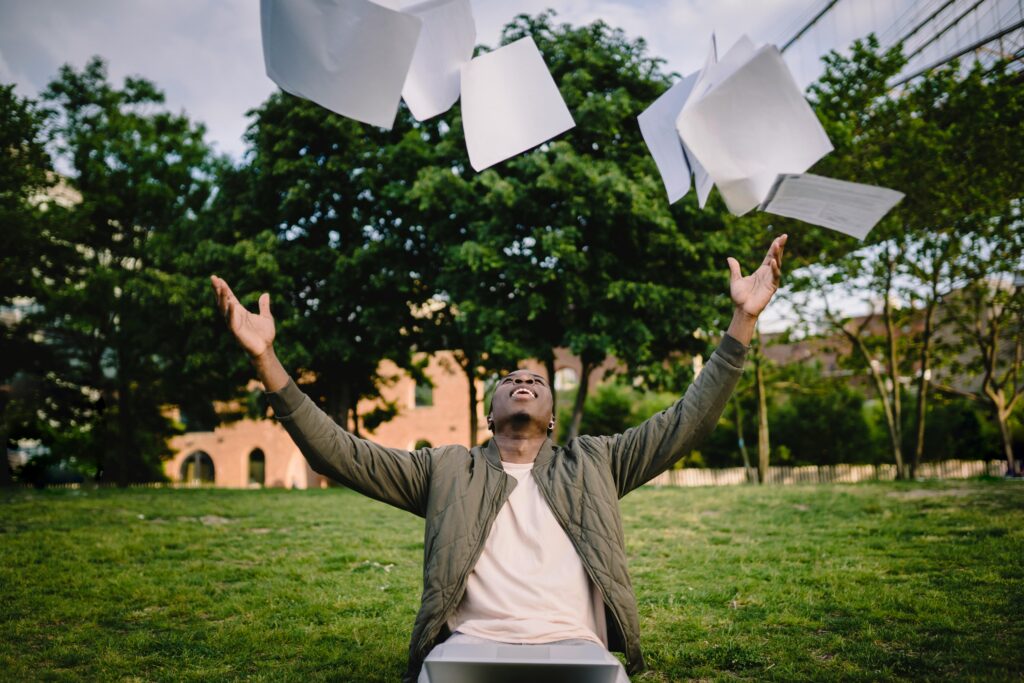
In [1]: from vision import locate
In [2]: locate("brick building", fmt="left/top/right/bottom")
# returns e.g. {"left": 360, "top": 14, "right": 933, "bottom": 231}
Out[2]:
{"left": 165, "top": 348, "right": 620, "bottom": 488}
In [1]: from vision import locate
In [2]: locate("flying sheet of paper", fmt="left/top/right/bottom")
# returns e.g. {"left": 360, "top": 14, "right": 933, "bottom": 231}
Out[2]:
{"left": 637, "top": 35, "right": 716, "bottom": 206}
{"left": 638, "top": 72, "right": 699, "bottom": 203}
{"left": 460, "top": 36, "right": 575, "bottom": 171}
{"left": 759, "top": 173, "right": 905, "bottom": 240}
{"left": 686, "top": 34, "right": 718, "bottom": 208}
{"left": 387, "top": 0, "right": 476, "bottom": 121}
{"left": 260, "top": 0, "right": 422, "bottom": 130}
{"left": 685, "top": 35, "right": 756, "bottom": 107}
{"left": 677, "top": 44, "right": 833, "bottom": 216}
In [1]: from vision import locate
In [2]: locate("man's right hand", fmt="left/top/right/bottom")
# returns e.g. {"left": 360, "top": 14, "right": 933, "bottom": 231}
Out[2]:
{"left": 211, "top": 275, "right": 289, "bottom": 392}
{"left": 210, "top": 275, "right": 276, "bottom": 359}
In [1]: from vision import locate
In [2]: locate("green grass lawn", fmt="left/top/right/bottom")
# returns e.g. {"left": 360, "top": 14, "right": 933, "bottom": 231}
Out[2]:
{"left": 2, "top": 479, "right": 1022, "bottom": 682}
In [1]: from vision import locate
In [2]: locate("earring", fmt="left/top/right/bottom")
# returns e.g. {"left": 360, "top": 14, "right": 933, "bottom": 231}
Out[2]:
{"left": 548, "top": 419, "right": 555, "bottom": 431}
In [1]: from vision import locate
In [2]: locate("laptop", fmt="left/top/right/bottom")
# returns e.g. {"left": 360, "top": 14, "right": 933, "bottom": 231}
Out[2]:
{"left": 423, "top": 642, "right": 621, "bottom": 683}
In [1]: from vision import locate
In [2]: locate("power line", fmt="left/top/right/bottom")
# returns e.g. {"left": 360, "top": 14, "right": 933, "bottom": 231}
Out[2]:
{"left": 882, "top": 0, "right": 948, "bottom": 46}
{"left": 893, "top": 0, "right": 958, "bottom": 46}
{"left": 775, "top": 0, "right": 830, "bottom": 47}
{"left": 890, "top": 17, "right": 1024, "bottom": 85}
{"left": 781, "top": 0, "right": 844, "bottom": 53}
{"left": 904, "top": 0, "right": 989, "bottom": 61}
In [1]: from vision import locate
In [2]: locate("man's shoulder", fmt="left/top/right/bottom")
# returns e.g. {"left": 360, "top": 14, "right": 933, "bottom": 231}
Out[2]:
{"left": 422, "top": 443, "right": 484, "bottom": 466}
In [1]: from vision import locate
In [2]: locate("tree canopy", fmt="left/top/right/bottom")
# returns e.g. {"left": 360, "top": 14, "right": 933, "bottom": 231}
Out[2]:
{"left": 4, "top": 18, "right": 1022, "bottom": 485}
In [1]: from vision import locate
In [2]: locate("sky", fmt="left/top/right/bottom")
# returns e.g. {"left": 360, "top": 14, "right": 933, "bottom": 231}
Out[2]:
{"left": 2, "top": 0, "right": 922, "bottom": 331}
{"left": 0, "top": 0, "right": 873, "bottom": 160}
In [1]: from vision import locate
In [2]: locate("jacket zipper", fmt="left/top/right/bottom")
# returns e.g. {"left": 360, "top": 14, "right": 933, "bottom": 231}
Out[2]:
{"left": 422, "top": 473, "right": 510, "bottom": 653}
{"left": 534, "top": 473, "right": 629, "bottom": 658}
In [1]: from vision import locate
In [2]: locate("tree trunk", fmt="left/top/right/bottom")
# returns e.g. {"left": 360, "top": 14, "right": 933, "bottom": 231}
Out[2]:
{"left": 882, "top": 262, "right": 906, "bottom": 479}
{"left": 0, "top": 425, "right": 12, "bottom": 487}
{"left": 544, "top": 355, "right": 558, "bottom": 417}
{"left": 326, "top": 381, "right": 352, "bottom": 429}
{"left": 467, "top": 364, "right": 480, "bottom": 447}
{"left": 848, "top": 330, "right": 906, "bottom": 481}
{"left": 911, "top": 300, "right": 937, "bottom": 479}
{"left": 454, "top": 352, "right": 481, "bottom": 447}
{"left": 115, "top": 378, "right": 131, "bottom": 487}
{"left": 993, "top": 400, "right": 1017, "bottom": 475}
{"left": 731, "top": 395, "right": 755, "bottom": 483}
{"left": 565, "top": 360, "right": 596, "bottom": 442}
{"left": 754, "top": 329, "right": 770, "bottom": 484}
{"left": 349, "top": 404, "right": 361, "bottom": 438}
{"left": 837, "top": 251, "right": 905, "bottom": 480}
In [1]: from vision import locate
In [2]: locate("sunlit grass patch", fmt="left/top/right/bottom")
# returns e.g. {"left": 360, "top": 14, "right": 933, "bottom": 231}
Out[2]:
{"left": 2, "top": 479, "right": 1021, "bottom": 681}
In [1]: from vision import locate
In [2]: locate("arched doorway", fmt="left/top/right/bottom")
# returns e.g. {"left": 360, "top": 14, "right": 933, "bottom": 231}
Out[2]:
{"left": 554, "top": 367, "right": 579, "bottom": 392}
{"left": 248, "top": 449, "right": 266, "bottom": 487}
{"left": 180, "top": 451, "right": 215, "bottom": 484}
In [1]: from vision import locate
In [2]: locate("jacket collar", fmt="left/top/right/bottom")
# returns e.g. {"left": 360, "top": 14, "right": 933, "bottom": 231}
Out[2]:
{"left": 483, "top": 437, "right": 557, "bottom": 470}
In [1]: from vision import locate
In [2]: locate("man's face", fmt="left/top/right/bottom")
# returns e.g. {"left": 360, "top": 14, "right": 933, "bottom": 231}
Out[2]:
{"left": 489, "top": 369, "right": 554, "bottom": 433}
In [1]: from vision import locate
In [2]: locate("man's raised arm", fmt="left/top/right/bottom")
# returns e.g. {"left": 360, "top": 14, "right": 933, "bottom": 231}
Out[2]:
{"left": 589, "top": 235, "right": 787, "bottom": 496}
{"left": 210, "top": 276, "right": 431, "bottom": 516}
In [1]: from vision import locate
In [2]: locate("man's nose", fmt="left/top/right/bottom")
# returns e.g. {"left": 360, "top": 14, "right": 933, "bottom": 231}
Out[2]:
{"left": 513, "top": 377, "right": 534, "bottom": 384}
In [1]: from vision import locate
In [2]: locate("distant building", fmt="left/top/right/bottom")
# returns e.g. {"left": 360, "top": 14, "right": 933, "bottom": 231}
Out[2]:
{"left": 164, "top": 348, "right": 621, "bottom": 489}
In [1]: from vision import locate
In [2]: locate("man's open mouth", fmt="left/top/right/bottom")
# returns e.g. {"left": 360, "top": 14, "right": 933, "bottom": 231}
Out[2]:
{"left": 512, "top": 387, "right": 537, "bottom": 398}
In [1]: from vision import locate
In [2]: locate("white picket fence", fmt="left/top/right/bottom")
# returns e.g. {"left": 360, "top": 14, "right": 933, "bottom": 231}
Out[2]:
{"left": 15, "top": 459, "right": 1008, "bottom": 490}
{"left": 646, "top": 459, "right": 1006, "bottom": 487}
{"left": 17, "top": 480, "right": 218, "bottom": 490}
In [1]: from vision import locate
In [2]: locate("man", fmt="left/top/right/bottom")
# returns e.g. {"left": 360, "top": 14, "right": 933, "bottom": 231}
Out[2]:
{"left": 210, "top": 234, "right": 786, "bottom": 682}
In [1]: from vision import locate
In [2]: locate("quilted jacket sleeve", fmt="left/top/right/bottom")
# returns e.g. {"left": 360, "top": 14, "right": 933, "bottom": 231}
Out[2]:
{"left": 266, "top": 378, "right": 432, "bottom": 517}
{"left": 587, "top": 334, "right": 748, "bottom": 498}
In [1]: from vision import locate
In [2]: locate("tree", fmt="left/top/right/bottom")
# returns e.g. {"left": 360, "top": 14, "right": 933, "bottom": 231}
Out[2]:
{"left": 783, "top": 39, "right": 1024, "bottom": 477}
{"left": 770, "top": 375, "right": 876, "bottom": 467}
{"left": 0, "top": 84, "right": 60, "bottom": 486}
{"left": 937, "top": 222, "right": 1024, "bottom": 471}
{"left": 752, "top": 329, "right": 771, "bottom": 482}
{"left": 412, "top": 13, "right": 746, "bottom": 442}
{"left": 406, "top": 117, "right": 531, "bottom": 446}
{"left": 216, "top": 91, "right": 440, "bottom": 430}
{"left": 29, "top": 58, "right": 217, "bottom": 484}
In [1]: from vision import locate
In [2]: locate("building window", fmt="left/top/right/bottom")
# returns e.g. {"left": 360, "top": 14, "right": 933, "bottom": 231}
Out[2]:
{"left": 248, "top": 449, "right": 265, "bottom": 487}
{"left": 414, "top": 381, "right": 434, "bottom": 408}
{"left": 554, "top": 367, "right": 579, "bottom": 392}
{"left": 181, "top": 451, "right": 215, "bottom": 484}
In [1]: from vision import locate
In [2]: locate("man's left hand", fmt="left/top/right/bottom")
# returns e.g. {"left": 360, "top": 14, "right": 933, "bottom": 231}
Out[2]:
{"left": 728, "top": 234, "right": 787, "bottom": 319}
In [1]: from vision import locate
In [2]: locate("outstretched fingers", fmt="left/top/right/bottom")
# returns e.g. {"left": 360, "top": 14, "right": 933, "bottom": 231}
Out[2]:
{"left": 211, "top": 275, "right": 239, "bottom": 317}
{"left": 761, "top": 235, "right": 787, "bottom": 283}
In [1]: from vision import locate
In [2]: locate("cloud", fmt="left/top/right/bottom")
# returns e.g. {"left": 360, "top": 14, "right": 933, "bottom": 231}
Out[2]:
{"left": 0, "top": 0, "right": 891, "bottom": 160}
{"left": 0, "top": 47, "right": 21, "bottom": 88}
{"left": 0, "top": 0, "right": 274, "bottom": 159}
{"left": 472, "top": 0, "right": 829, "bottom": 81}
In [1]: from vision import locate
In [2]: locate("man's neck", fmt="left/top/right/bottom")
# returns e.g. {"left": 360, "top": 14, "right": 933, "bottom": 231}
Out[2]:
{"left": 492, "top": 433, "right": 547, "bottom": 464}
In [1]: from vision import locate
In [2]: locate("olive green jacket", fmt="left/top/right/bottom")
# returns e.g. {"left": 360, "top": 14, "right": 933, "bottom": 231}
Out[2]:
{"left": 266, "top": 334, "right": 748, "bottom": 682}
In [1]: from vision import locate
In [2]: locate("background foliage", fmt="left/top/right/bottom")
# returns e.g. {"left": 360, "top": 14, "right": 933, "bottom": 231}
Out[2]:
{"left": 2, "top": 14, "right": 1022, "bottom": 485}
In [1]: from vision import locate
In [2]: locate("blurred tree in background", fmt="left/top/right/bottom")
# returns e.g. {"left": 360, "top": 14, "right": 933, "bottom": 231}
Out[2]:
{"left": 23, "top": 58, "right": 219, "bottom": 485}
{"left": 778, "top": 37, "right": 1024, "bottom": 478}
{"left": 411, "top": 12, "right": 765, "bottom": 442}
{"left": 3, "top": 17, "right": 1022, "bottom": 485}
{"left": 208, "top": 92, "right": 440, "bottom": 433}
{"left": 0, "top": 84, "right": 62, "bottom": 486}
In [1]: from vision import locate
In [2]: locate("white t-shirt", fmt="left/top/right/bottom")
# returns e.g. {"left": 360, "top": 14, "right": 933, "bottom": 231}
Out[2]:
{"left": 447, "top": 460, "right": 608, "bottom": 645}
